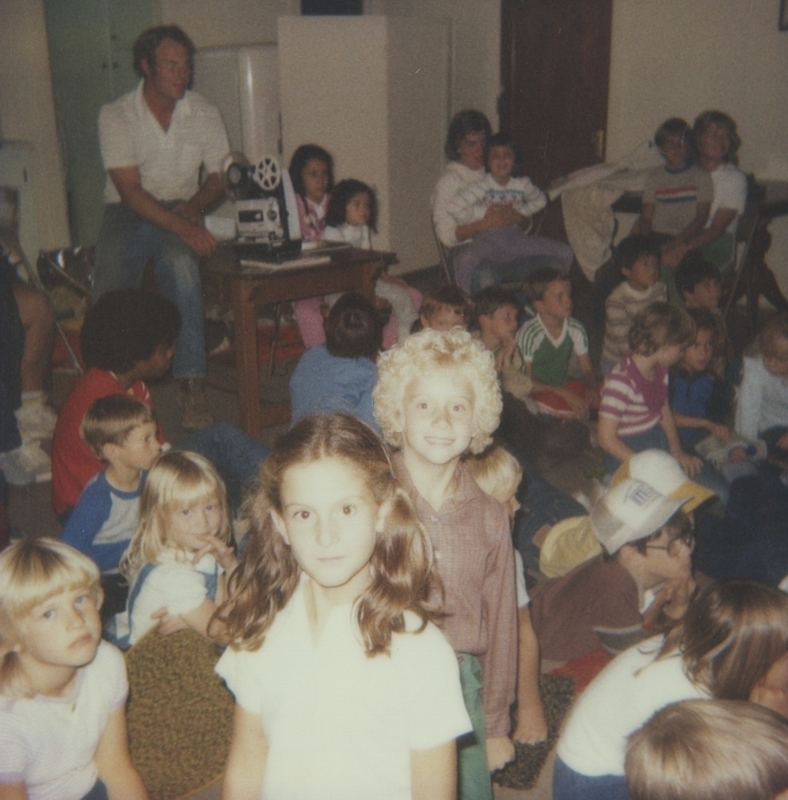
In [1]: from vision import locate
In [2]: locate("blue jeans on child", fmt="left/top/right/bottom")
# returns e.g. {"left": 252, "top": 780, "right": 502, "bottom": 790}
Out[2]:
{"left": 93, "top": 203, "right": 207, "bottom": 382}
{"left": 552, "top": 756, "right": 629, "bottom": 800}
{"left": 604, "top": 427, "right": 730, "bottom": 506}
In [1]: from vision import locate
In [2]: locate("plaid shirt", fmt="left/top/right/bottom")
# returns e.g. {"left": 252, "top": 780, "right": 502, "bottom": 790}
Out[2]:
{"left": 393, "top": 452, "right": 517, "bottom": 738}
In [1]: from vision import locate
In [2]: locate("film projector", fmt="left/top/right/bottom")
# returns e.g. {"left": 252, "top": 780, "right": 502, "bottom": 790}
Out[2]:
{"left": 222, "top": 152, "right": 302, "bottom": 255}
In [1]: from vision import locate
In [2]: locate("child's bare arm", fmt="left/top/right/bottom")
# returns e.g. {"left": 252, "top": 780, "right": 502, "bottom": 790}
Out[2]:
{"left": 486, "top": 736, "right": 515, "bottom": 772}
{"left": 222, "top": 705, "right": 268, "bottom": 800}
{"left": 95, "top": 706, "right": 149, "bottom": 800}
{"left": 671, "top": 411, "right": 732, "bottom": 442}
{"left": 410, "top": 741, "right": 457, "bottom": 800}
{"left": 180, "top": 598, "right": 229, "bottom": 644}
{"left": 660, "top": 401, "right": 703, "bottom": 476}
{"left": 597, "top": 415, "right": 636, "bottom": 463}
{"left": 636, "top": 201, "right": 655, "bottom": 235}
{"left": 513, "top": 606, "right": 548, "bottom": 745}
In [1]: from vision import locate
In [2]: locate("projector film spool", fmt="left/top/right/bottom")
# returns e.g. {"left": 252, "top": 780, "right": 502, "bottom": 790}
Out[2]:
{"left": 253, "top": 155, "right": 282, "bottom": 191}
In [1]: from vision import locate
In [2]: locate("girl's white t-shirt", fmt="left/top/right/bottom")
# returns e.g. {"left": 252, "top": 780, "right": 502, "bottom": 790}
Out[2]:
{"left": 216, "top": 576, "right": 471, "bottom": 800}
{"left": 557, "top": 635, "right": 708, "bottom": 777}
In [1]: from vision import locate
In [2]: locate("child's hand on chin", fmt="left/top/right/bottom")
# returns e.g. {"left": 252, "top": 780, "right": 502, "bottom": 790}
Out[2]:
{"left": 486, "top": 735, "right": 515, "bottom": 772}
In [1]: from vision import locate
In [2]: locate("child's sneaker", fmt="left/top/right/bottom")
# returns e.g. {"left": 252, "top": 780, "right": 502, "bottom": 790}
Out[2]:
{"left": 15, "top": 395, "right": 58, "bottom": 441}
{"left": 0, "top": 441, "right": 52, "bottom": 485}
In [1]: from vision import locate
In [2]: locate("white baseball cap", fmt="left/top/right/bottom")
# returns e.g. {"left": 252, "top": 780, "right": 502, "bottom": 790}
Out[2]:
{"left": 591, "top": 478, "right": 685, "bottom": 555}
{"left": 612, "top": 449, "right": 716, "bottom": 512}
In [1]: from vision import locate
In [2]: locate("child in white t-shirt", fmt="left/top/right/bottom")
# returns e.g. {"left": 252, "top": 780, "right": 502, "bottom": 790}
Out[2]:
{"left": 215, "top": 413, "right": 470, "bottom": 800}
{"left": 0, "top": 539, "right": 147, "bottom": 800}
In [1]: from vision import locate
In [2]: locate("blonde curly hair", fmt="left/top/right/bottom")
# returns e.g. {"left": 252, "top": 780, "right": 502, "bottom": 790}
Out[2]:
{"left": 373, "top": 328, "right": 502, "bottom": 454}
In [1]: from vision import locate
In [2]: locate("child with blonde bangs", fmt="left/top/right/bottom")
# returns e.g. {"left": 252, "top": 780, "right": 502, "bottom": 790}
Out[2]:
{"left": 736, "top": 314, "right": 788, "bottom": 458}
{"left": 554, "top": 580, "right": 788, "bottom": 800}
{"left": 374, "top": 328, "right": 517, "bottom": 799}
{"left": 111, "top": 450, "right": 238, "bottom": 647}
{"left": 625, "top": 699, "right": 788, "bottom": 800}
{"left": 466, "top": 446, "right": 548, "bottom": 746}
{"left": 215, "top": 413, "right": 470, "bottom": 800}
{"left": 0, "top": 539, "right": 147, "bottom": 800}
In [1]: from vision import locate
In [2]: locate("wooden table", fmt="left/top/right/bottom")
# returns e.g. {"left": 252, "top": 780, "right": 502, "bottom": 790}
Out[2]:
{"left": 201, "top": 243, "right": 394, "bottom": 438}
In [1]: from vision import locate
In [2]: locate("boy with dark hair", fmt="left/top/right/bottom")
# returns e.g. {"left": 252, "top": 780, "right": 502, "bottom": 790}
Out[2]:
{"left": 517, "top": 266, "right": 598, "bottom": 419}
{"left": 675, "top": 252, "right": 723, "bottom": 310}
{"left": 61, "top": 396, "right": 160, "bottom": 608}
{"left": 289, "top": 292, "right": 382, "bottom": 431}
{"left": 416, "top": 284, "right": 473, "bottom": 332}
{"left": 472, "top": 286, "right": 533, "bottom": 402}
{"left": 601, "top": 235, "right": 667, "bottom": 373}
{"left": 52, "top": 288, "right": 269, "bottom": 520}
{"left": 52, "top": 289, "right": 176, "bottom": 517}
{"left": 530, "top": 478, "right": 696, "bottom": 664}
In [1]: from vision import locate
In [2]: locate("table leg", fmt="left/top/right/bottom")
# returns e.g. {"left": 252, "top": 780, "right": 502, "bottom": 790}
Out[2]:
{"left": 231, "top": 279, "right": 263, "bottom": 439}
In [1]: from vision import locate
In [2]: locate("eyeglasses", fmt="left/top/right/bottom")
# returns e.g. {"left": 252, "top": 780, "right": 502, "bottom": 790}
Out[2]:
{"left": 646, "top": 530, "right": 695, "bottom": 557}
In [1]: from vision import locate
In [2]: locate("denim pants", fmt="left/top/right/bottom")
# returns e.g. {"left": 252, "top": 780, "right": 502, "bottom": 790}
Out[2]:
{"left": 552, "top": 756, "right": 628, "bottom": 800}
{"left": 180, "top": 422, "right": 270, "bottom": 512}
{"left": 452, "top": 228, "right": 573, "bottom": 293}
{"left": 604, "top": 426, "right": 730, "bottom": 506}
{"left": 93, "top": 203, "right": 207, "bottom": 380}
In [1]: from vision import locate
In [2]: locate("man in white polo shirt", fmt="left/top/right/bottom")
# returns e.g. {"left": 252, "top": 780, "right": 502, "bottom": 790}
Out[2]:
{"left": 93, "top": 25, "right": 229, "bottom": 430}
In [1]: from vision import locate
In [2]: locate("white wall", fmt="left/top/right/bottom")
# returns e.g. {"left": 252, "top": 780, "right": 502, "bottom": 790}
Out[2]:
{"left": 0, "top": 0, "right": 69, "bottom": 251}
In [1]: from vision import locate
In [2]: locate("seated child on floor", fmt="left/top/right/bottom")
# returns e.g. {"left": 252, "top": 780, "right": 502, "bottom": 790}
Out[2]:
{"left": 670, "top": 308, "right": 761, "bottom": 480}
{"left": 554, "top": 581, "right": 788, "bottom": 800}
{"left": 466, "top": 446, "right": 547, "bottom": 745}
{"left": 110, "top": 450, "right": 238, "bottom": 648}
{"left": 517, "top": 266, "right": 599, "bottom": 419}
{"left": 414, "top": 284, "right": 473, "bottom": 332}
{"left": 61, "top": 396, "right": 162, "bottom": 616}
{"left": 537, "top": 449, "right": 715, "bottom": 580}
{"left": 472, "top": 286, "right": 533, "bottom": 403}
{"left": 736, "top": 314, "right": 788, "bottom": 459}
{"left": 322, "top": 179, "right": 420, "bottom": 345}
{"left": 625, "top": 699, "right": 788, "bottom": 800}
{"left": 447, "top": 132, "right": 573, "bottom": 293}
{"left": 601, "top": 235, "right": 667, "bottom": 374}
{"left": 374, "top": 328, "right": 518, "bottom": 790}
{"left": 51, "top": 288, "right": 269, "bottom": 519}
{"left": 0, "top": 539, "right": 147, "bottom": 800}
{"left": 529, "top": 477, "right": 696, "bottom": 667}
{"left": 292, "top": 172, "right": 420, "bottom": 349}
{"left": 599, "top": 302, "right": 704, "bottom": 477}
{"left": 637, "top": 117, "right": 713, "bottom": 302}
{"left": 289, "top": 292, "right": 382, "bottom": 432}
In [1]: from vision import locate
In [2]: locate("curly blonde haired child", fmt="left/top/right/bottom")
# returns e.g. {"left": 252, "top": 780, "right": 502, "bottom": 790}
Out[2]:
{"left": 374, "top": 328, "right": 517, "bottom": 797}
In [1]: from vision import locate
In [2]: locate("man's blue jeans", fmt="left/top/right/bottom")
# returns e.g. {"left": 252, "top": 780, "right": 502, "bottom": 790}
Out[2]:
{"left": 93, "top": 203, "right": 206, "bottom": 380}
{"left": 180, "top": 422, "right": 270, "bottom": 512}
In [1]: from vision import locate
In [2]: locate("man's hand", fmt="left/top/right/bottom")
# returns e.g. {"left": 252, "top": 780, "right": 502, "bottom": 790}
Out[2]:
{"left": 172, "top": 216, "right": 218, "bottom": 258}
{"left": 173, "top": 200, "right": 204, "bottom": 227}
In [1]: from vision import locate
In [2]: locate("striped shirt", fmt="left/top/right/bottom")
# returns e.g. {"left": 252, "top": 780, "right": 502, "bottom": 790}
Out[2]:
{"left": 599, "top": 354, "right": 667, "bottom": 437}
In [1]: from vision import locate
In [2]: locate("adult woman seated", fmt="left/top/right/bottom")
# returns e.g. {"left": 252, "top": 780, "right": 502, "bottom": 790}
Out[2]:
{"left": 431, "top": 109, "right": 572, "bottom": 292}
